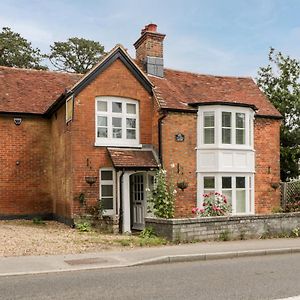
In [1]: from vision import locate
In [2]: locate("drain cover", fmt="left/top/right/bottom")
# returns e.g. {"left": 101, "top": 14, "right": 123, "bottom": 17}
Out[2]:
{"left": 65, "top": 257, "right": 109, "bottom": 265}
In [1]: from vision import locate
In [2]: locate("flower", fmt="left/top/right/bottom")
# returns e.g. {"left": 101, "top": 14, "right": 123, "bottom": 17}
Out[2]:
{"left": 192, "top": 207, "right": 197, "bottom": 214}
{"left": 170, "top": 163, "right": 175, "bottom": 169}
{"left": 145, "top": 188, "right": 150, "bottom": 192}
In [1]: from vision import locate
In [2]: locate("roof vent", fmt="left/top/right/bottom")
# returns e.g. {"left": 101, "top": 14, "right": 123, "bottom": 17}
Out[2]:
{"left": 145, "top": 56, "right": 164, "bottom": 77}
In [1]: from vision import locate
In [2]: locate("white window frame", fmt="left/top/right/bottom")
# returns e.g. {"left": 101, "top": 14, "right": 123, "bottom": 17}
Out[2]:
{"left": 203, "top": 112, "right": 215, "bottom": 145}
{"left": 198, "top": 105, "right": 254, "bottom": 150}
{"left": 99, "top": 168, "right": 116, "bottom": 216}
{"left": 66, "top": 96, "right": 74, "bottom": 123}
{"left": 95, "top": 96, "right": 140, "bottom": 147}
{"left": 198, "top": 173, "right": 254, "bottom": 215}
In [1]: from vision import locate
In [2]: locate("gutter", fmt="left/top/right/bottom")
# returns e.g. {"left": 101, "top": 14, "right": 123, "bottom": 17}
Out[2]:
{"left": 158, "top": 111, "right": 168, "bottom": 167}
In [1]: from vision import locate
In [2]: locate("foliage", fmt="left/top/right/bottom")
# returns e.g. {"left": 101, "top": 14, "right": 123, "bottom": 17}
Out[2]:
{"left": 48, "top": 37, "right": 106, "bottom": 73}
{"left": 78, "top": 193, "right": 86, "bottom": 206}
{"left": 291, "top": 227, "right": 300, "bottom": 237}
{"left": 256, "top": 48, "right": 300, "bottom": 181}
{"left": 139, "top": 226, "right": 156, "bottom": 239}
{"left": 32, "top": 217, "right": 46, "bottom": 225}
{"left": 0, "top": 27, "right": 47, "bottom": 70}
{"left": 148, "top": 168, "right": 176, "bottom": 219}
{"left": 285, "top": 193, "right": 300, "bottom": 212}
{"left": 218, "top": 230, "right": 231, "bottom": 241}
{"left": 192, "top": 192, "right": 231, "bottom": 217}
{"left": 75, "top": 220, "right": 92, "bottom": 232}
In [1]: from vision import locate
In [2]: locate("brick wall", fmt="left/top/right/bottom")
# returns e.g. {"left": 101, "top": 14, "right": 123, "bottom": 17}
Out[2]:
{"left": 50, "top": 106, "right": 73, "bottom": 221}
{"left": 254, "top": 117, "right": 281, "bottom": 213}
{"left": 70, "top": 58, "right": 153, "bottom": 216}
{"left": 0, "top": 115, "right": 52, "bottom": 216}
{"left": 161, "top": 112, "right": 198, "bottom": 217}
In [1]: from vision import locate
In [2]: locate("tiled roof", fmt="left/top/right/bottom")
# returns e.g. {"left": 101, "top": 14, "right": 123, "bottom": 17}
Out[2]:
{"left": 107, "top": 148, "right": 158, "bottom": 169}
{"left": 0, "top": 61, "right": 281, "bottom": 118}
{"left": 150, "top": 69, "right": 282, "bottom": 118}
{"left": 0, "top": 66, "right": 81, "bottom": 114}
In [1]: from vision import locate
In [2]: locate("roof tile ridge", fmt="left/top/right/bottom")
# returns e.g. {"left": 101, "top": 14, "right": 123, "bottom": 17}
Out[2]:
{"left": 164, "top": 67, "right": 252, "bottom": 80}
{"left": 0, "top": 65, "right": 83, "bottom": 76}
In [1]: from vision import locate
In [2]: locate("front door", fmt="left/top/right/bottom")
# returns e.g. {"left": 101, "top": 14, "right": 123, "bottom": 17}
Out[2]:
{"left": 131, "top": 173, "right": 145, "bottom": 230}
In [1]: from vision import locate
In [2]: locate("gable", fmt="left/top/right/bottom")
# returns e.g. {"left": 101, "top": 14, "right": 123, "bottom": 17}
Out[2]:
{"left": 71, "top": 46, "right": 153, "bottom": 96}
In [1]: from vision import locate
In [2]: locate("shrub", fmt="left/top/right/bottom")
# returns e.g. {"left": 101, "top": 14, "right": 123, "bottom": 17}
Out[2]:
{"left": 192, "top": 192, "right": 231, "bottom": 217}
{"left": 75, "top": 221, "right": 92, "bottom": 232}
{"left": 148, "top": 168, "right": 176, "bottom": 219}
{"left": 285, "top": 193, "right": 300, "bottom": 212}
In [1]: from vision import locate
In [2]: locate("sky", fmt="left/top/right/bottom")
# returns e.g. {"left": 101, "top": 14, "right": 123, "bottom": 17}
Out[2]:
{"left": 1, "top": 0, "right": 300, "bottom": 77}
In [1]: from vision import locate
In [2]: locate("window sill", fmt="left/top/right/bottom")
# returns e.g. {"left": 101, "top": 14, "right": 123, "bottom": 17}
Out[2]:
{"left": 95, "top": 141, "right": 142, "bottom": 148}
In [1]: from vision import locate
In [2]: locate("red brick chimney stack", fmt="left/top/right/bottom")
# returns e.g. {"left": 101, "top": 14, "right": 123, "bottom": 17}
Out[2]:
{"left": 134, "top": 23, "right": 166, "bottom": 77}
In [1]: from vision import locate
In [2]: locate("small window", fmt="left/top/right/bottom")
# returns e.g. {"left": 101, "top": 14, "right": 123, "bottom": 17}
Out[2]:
{"left": 236, "top": 113, "right": 245, "bottom": 144}
{"left": 66, "top": 96, "right": 74, "bottom": 122}
{"left": 222, "top": 112, "right": 232, "bottom": 144}
{"left": 204, "top": 176, "right": 215, "bottom": 194}
{"left": 222, "top": 176, "right": 232, "bottom": 206}
{"left": 100, "top": 169, "right": 115, "bottom": 215}
{"left": 236, "top": 176, "right": 246, "bottom": 213}
{"left": 203, "top": 112, "right": 215, "bottom": 144}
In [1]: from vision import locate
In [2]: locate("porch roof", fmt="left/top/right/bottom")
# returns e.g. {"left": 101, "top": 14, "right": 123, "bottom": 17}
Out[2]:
{"left": 107, "top": 148, "right": 159, "bottom": 169}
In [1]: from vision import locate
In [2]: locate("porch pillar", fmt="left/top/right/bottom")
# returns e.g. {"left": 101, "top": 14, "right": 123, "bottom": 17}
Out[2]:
{"left": 122, "top": 172, "right": 132, "bottom": 233}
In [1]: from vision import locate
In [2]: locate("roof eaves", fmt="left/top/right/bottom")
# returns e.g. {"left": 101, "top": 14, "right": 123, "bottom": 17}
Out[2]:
{"left": 188, "top": 101, "right": 258, "bottom": 111}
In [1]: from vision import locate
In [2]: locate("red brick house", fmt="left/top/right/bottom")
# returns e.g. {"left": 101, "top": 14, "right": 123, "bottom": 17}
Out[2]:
{"left": 0, "top": 24, "right": 281, "bottom": 233}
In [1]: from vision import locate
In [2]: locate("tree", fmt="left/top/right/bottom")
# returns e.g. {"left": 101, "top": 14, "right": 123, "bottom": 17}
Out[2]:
{"left": 0, "top": 27, "right": 47, "bottom": 70}
{"left": 257, "top": 48, "right": 300, "bottom": 181}
{"left": 48, "top": 37, "right": 106, "bottom": 73}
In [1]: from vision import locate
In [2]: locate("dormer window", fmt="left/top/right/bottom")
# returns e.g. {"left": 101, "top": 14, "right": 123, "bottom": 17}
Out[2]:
{"left": 95, "top": 96, "right": 140, "bottom": 147}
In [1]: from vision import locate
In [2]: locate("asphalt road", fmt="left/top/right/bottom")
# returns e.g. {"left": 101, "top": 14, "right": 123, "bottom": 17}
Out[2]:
{"left": 1, "top": 253, "right": 300, "bottom": 300}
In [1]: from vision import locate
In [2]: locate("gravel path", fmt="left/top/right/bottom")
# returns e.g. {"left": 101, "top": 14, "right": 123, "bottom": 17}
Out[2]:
{"left": 0, "top": 220, "right": 140, "bottom": 257}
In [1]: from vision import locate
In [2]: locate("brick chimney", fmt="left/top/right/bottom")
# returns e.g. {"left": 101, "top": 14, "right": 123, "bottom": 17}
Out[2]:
{"left": 134, "top": 23, "right": 166, "bottom": 77}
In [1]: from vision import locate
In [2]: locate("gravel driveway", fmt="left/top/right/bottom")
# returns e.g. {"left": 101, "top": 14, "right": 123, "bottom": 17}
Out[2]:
{"left": 0, "top": 220, "right": 142, "bottom": 257}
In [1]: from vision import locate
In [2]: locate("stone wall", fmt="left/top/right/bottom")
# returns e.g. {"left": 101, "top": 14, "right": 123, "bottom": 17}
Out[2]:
{"left": 145, "top": 213, "right": 300, "bottom": 242}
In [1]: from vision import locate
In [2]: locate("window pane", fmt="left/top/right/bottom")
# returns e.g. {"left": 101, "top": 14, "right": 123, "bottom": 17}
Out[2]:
{"left": 126, "top": 118, "right": 136, "bottom": 129}
{"left": 236, "top": 129, "right": 245, "bottom": 144}
{"left": 222, "top": 190, "right": 232, "bottom": 206}
{"left": 112, "top": 102, "right": 122, "bottom": 113}
{"left": 127, "top": 129, "right": 136, "bottom": 139}
{"left": 204, "top": 177, "right": 215, "bottom": 189}
{"left": 113, "top": 128, "right": 122, "bottom": 138}
{"left": 236, "top": 177, "right": 245, "bottom": 188}
{"left": 236, "top": 113, "right": 245, "bottom": 128}
{"left": 222, "top": 128, "right": 231, "bottom": 144}
{"left": 97, "top": 116, "right": 107, "bottom": 126}
{"left": 97, "top": 101, "right": 107, "bottom": 112}
{"left": 101, "top": 185, "right": 113, "bottom": 197}
{"left": 204, "top": 114, "right": 214, "bottom": 127}
{"left": 126, "top": 103, "right": 136, "bottom": 114}
{"left": 102, "top": 197, "right": 113, "bottom": 210}
{"left": 222, "top": 112, "right": 231, "bottom": 127}
{"left": 236, "top": 190, "right": 246, "bottom": 213}
{"left": 101, "top": 171, "right": 113, "bottom": 180}
{"left": 204, "top": 128, "right": 214, "bottom": 144}
{"left": 222, "top": 177, "right": 232, "bottom": 188}
{"left": 97, "top": 127, "right": 107, "bottom": 138}
{"left": 112, "top": 117, "right": 122, "bottom": 127}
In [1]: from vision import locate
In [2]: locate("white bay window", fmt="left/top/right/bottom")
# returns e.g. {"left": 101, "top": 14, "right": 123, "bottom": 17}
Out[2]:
{"left": 95, "top": 96, "right": 140, "bottom": 146}
{"left": 201, "top": 174, "right": 254, "bottom": 214}
{"left": 197, "top": 105, "right": 255, "bottom": 215}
